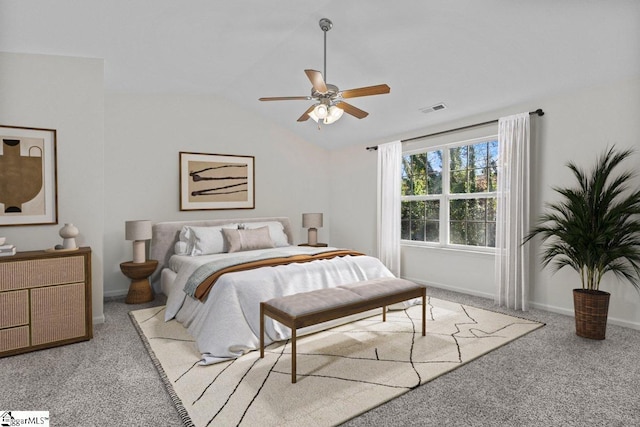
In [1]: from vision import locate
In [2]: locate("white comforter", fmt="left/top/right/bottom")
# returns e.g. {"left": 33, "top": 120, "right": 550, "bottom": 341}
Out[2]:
{"left": 160, "top": 246, "right": 394, "bottom": 364}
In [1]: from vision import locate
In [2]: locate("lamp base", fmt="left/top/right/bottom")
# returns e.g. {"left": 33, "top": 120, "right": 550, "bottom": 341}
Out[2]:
{"left": 307, "top": 228, "right": 318, "bottom": 246}
{"left": 132, "top": 240, "right": 146, "bottom": 263}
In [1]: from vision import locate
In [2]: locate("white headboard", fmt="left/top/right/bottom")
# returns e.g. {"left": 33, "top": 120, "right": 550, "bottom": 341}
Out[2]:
{"left": 148, "top": 217, "right": 293, "bottom": 286}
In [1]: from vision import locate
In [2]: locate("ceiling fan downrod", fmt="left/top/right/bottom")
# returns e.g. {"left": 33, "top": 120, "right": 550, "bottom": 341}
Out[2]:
{"left": 319, "top": 18, "right": 332, "bottom": 84}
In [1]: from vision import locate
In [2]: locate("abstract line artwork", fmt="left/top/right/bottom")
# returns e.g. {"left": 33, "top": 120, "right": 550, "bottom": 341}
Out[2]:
{"left": 180, "top": 152, "right": 255, "bottom": 210}
{"left": 0, "top": 125, "right": 57, "bottom": 226}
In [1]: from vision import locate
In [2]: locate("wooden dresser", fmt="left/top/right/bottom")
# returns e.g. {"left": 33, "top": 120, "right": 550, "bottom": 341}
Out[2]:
{"left": 0, "top": 247, "right": 92, "bottom": 357}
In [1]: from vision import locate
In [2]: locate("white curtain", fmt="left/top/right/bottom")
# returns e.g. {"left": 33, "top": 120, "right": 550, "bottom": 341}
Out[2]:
{"left": 377, "top": 140, "right": 402, "bottom": 277}
{"left": 495, "top": 113, "right": 530, "bottom": 310}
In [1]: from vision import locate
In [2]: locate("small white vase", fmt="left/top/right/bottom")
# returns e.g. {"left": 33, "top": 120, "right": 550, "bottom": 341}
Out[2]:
{"left": 59, "top": 223, "right": 79, "bottom": 249}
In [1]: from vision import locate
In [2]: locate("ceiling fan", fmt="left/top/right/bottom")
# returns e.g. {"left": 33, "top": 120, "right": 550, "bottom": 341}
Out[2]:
{"left": 259, "top": 18, "right": 390, "bottom": 125}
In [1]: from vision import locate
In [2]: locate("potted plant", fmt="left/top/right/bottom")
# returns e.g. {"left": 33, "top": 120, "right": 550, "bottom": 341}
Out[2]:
{"left": 524, "top": 146, "right": 640, "bottom": 339}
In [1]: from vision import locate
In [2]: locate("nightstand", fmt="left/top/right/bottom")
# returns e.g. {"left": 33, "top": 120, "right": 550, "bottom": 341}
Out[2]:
{"left": 298, "top": 243, "right": 328, "bottom": 247}
{"left": 120, "top": 260, "right": 158, "bottom": 304}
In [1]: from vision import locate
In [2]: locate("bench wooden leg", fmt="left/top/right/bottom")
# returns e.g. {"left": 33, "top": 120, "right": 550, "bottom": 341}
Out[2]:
{"left": 422, "top": 290, "right": 426, "bottom": 336}
{"left": 382, "top": 306, "right": 386, "bottom": 322}
{"left": 291, "top": 327, "right": 297, "bottom": 383}
{"left": 260, "top": 303, "right": 265, "bottom": 358}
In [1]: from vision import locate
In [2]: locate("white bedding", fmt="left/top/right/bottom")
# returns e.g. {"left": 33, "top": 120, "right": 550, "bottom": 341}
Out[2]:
{"left": 160, "top": 246, "right": 395, "bottom": 364}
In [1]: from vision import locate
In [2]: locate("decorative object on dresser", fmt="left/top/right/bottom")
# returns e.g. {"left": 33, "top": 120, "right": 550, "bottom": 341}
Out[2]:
{"left": 125, "top": 220, "right": 152, "bottom": 263}
{"left": 0, "top": 237, "right": 16, "bottom": 257}
{"left": 59, "top": 223, "right": 79, "bottom": 250}
{"left": 120, "top": 260, "right": 158, "bottom": 304}
{"left": 179, "top": 152, "right": 255, "bottom": 211}
{"left": 0, "top": 125, "right": 58, "bottom": 226}
{"left": 302, "top": 212, "right": 323, "bottom": 246}
{"left": 0, "top": 244, "right": 16, "bottom": 257}
{"left": 0, "top": 247, "right": 92, "bottom": 357}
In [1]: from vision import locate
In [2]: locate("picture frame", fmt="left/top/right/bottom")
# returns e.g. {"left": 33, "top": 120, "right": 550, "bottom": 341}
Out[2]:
{"left": 179, "top": 152, "right": 255, "bottom": 211}
{"left": 0, "top": 125, "right": 58, "bottom": 226}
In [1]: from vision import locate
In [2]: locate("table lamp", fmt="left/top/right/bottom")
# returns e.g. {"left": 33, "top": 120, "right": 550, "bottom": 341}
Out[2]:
{"left": 302, "top": 213, "right": 323, "bottom": 245}
{"left": 125, "top": 220, "right": 152, "bottom": 263}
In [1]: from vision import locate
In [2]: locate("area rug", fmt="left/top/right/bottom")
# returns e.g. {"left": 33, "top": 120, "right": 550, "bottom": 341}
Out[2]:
{"left": 130, "top": 297, "right": 543, "bottom": 427}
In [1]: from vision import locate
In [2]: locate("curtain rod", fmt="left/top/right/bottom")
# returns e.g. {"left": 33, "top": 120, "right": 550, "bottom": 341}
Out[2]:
{"left": 365, "top": 108, "right": 544, "bottom": 151}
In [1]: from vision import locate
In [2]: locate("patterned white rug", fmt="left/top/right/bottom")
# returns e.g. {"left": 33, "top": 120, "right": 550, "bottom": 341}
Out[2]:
{"left": 130, "top": 297, "right": 543, "bottom": 427}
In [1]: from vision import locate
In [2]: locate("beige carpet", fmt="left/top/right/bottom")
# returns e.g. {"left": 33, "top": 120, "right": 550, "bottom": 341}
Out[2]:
{"left": 130, "top": 297, "right": 543, "bottom": 427}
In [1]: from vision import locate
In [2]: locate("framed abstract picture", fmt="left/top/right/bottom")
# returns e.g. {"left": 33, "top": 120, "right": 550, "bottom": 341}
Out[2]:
{"left": 0, "top": 125, "right": 58, "bottom": 226}
{"left": 179, "top": 152, "right": 255, "bottom": 211}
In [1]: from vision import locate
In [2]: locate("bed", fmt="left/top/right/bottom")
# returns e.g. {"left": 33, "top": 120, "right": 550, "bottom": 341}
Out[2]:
{"left": 149, "top": 216, "right": 396, "bottom": 365}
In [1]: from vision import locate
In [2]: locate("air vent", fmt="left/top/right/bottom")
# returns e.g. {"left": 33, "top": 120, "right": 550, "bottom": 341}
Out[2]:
{"left": 419, "top": 103, "right": 447, "bottom": 114}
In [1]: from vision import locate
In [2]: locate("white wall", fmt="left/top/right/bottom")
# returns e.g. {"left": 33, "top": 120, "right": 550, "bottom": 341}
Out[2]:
{"left": 330, "top": 76, "right": 640, "bottom": 330}
{"left": 0, "top": 52, "right": 105, "bottom": 323}
{"left": 103, "top": 93, "right": 331, "bottom": 296}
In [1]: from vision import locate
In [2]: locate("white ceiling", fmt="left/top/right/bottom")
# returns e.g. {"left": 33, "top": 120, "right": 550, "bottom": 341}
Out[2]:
{"left": 1, "top": 1, "right": 638, "bottom": 150}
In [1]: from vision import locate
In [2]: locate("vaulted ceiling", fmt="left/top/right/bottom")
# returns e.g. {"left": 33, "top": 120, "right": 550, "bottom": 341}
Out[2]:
{"left": 1, "top": 1, "right": 638, "bottom": 149}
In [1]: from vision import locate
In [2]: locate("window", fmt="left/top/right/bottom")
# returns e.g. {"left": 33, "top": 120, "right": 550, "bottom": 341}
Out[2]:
{"left": 401, "top": 137, "right": 498, "bottom": 249}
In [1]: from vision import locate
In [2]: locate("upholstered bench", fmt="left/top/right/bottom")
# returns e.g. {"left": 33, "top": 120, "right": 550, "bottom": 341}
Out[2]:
{"left": 260, "top": 277, "right": 426, "bottom": 383}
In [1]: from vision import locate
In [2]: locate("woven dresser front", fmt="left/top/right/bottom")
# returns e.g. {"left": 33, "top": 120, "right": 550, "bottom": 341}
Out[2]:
{"left": 0, "top": 248, "right": 92, "bottom": 357}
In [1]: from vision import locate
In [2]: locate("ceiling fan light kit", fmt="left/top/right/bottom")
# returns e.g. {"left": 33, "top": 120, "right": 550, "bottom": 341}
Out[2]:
{"left": 259, "top": 18, "right": 390, "bottom": 126}
{"left": 309, "top": 103, "right": 344, "bottom": 124}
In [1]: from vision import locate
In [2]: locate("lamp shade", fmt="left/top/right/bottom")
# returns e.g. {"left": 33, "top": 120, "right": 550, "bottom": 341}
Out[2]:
{"left": 314, "top": 103, "right": 328, "bottom": 119}
{"left": 302, "top": 213, "right": 323, "bottom": 229}
{"left": 125, "top": 220, "right": 152, "bottom": 241}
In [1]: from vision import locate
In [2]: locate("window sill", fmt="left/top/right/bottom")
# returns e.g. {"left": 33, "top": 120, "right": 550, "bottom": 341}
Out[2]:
{"left": 401, "top": 242, "right": 495, "bottom": 257}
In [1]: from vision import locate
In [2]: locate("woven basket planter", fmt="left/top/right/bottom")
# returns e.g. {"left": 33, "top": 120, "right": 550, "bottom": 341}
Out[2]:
{"left": 573, "top": 289, "right": 610, "bottom": 340}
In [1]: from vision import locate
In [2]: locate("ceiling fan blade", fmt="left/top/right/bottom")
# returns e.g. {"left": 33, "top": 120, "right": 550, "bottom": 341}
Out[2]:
{"left": 304, "top": 69, "right": 328, "bottom": 94}
{"left": 336, "top": 101, "right": 369, "bottom": 119}
{"left": 340, "top": 84, "right": 391, "bottom": 99}
{"left": 297, "top": 105, "right": 316, "bottom": 122}
{"left": 259, "top": 96, "right": 311, "bottom": 101}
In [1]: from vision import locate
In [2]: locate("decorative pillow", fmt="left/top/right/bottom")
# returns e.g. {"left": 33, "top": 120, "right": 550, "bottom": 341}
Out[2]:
{"left": 222, "top": 227, "right": 275, "bottom": 253}
{"left": 176, "top": 224, "right": 237, "bottom": 256}
{"left": 177, "top": 226, "right": 195, "bottom": 254}
{"left": 174, "top": 240, "right": 189, "bottom": 256}
{"left": 189, "top": 225, "right": 239, "bottom": 255}
{"left": 239, "top": 221, "right": 289, "bottom": 247}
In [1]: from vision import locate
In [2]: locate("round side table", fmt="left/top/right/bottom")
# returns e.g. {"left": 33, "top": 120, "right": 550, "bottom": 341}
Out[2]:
{"left": 120, "top": 260, "right": 158, "bottom": 304}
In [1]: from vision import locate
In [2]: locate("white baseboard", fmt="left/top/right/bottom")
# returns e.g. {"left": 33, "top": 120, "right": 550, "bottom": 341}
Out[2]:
{"left": 93, "top": 314, "right": 105, "bottom": 325}
{"left": 529, "top": 300, "right": 640, "bottom": 330}
{"left": 403, "top": 276, "right": 640, "bottom": 331}
{"left": 103, "top": 288, "right": 128, "bottom": 299}
{"left": 402, "top": 275, "right": 495, "bottom": 300}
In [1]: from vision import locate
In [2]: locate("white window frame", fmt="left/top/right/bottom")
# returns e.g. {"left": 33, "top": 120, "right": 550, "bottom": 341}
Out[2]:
{"left": 401, "top": 135, "right": 498, "bottom": 253}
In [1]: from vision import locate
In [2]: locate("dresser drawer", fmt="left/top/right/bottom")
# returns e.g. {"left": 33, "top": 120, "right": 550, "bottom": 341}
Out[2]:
{"left": 31, "top": 283, "right": 86, "bottom": 346}
{"left": 0, "top": 326, "right": 30, "bottom": 353}
{"left": 0, "top": 289, "right": 29, "bottom": 329}
{"left": 0, "top": 256, "right": 85, "bottom": 291}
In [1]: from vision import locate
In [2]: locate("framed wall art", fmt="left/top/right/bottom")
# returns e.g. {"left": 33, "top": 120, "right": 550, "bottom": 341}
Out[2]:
{"left": 0, "top": 125, "right": 58, "bottom": 226}
{"left": 179, "top": 152, "right": 255, "bottom": 211}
